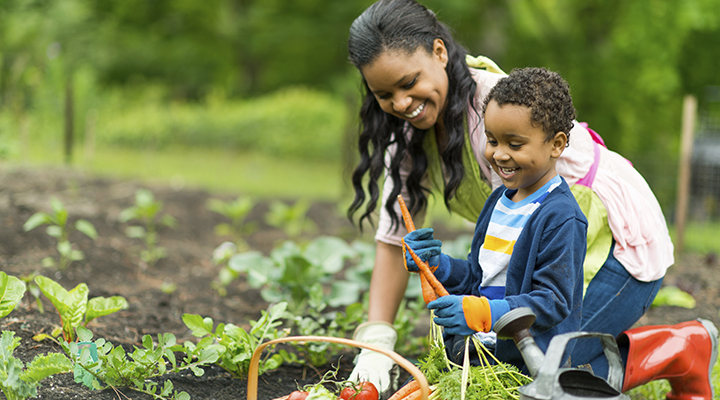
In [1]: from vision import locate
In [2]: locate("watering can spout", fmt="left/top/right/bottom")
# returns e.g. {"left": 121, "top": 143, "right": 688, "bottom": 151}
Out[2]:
{"left": 493, "top": 307, "right": 544, "bottom": 377}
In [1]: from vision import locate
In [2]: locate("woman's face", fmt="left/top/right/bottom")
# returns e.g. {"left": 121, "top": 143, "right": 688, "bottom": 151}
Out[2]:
{"left": 360, "top": 39, "right": 449, "bottom": 130}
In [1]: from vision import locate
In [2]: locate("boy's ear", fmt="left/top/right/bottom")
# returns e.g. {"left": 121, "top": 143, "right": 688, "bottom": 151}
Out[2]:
{"left": 551, "top": 132, "right": 568, "bottom": 158}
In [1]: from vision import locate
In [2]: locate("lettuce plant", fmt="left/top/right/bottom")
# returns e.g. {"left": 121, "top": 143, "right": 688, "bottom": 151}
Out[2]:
{"left": 34, "top": 276, "right": 128, "bottom": 342}
{"left": 0, "top": 330, "right": 72, "bottom": 400}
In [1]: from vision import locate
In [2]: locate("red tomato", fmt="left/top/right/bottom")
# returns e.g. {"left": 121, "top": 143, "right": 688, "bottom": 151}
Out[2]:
{"left": 339, "top": 382, "right": 379, "bottom": 400}
{"left": 288, "top": 390, "right": 309, "bottom": 400}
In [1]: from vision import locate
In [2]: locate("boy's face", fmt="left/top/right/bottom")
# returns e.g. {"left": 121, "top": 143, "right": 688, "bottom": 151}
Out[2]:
{"left": 360, "top": 39, "right": 449, "bottom": 130}
{"left": 484, "top": 100, "right": 567, "bottom": 202}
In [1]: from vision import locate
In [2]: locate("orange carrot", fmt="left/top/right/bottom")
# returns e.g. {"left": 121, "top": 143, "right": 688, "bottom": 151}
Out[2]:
{"left": 405, "top": 243, "right": 449, "bottom": 298}
{"left": 401, "top": 239, "right": 436, "bottom": 303}
{"left": 405, "top": 387, "right": 426, "bottom": 400}
{"left": 397, "top": 194, "right": 449, "bottom": 302}
{"left": 388, "top": 380, "right": 420, "bottom": 400}
{"left": 397, "top": 195, "right": 416, "bottom": 232}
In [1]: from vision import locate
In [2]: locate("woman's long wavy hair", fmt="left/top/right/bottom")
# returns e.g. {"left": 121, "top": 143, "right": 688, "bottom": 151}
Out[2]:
{"left": 347, "top": 0, "right": 478, "bottom": 232}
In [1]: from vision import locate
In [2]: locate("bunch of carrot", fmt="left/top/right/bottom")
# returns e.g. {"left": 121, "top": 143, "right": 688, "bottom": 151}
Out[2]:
{"left": 397, "top": 195, "right": 449, "bottom": 304}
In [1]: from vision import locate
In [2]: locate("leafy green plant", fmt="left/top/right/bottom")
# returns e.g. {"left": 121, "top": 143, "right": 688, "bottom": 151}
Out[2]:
{"left": 283, "top": 286, "right": 365, "bottom": 368}
{"left": 119, "top": 188, "right": 177, "bottom": 267}
{"left": 210, "top": 241, "right": 239, "bottom": 296}
{"left": 22, "top": 197, "right": 98, "bottom": 270}
{"left": 61, "top": 327, "right": 206, "bottom": 400}
{"left": 0, "top": 272, "right": 26, "bottom": 319}
{"left": 0, "top": 330, "right": 72, "bottom": 400}
{"left": 33, "top": 275, "right": 128, "bottom": 342}
{"left": 181, "top": 302, "right": 290, "bottom": 378}
{"left": 225, "top": 236, "right": 356, "bottom": 314}
{"left": 265, "top": 199, "right": 317, "bottom": 240}
{"left": 392, "top": 296, "right": 430, "bottom": 356}
{"left": 206, "top": 195, "right": 257, "bottom": 251}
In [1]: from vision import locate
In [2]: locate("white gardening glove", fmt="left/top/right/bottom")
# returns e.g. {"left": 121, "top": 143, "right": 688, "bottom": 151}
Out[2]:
{"left": 349, "top": 321, "right": 398, "bottom": 394}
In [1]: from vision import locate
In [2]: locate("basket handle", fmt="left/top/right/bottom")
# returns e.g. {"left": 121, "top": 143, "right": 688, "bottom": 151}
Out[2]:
{"left": 247, "top": 335, "right": 430, "bottom": 400}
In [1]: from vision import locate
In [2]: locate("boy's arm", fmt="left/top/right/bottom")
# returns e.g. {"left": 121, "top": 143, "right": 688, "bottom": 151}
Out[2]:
{"left": 503, "top": 214, "right": 587, "bottom": 332}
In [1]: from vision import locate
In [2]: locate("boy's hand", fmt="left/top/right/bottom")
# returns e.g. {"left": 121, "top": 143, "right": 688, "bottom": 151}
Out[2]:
{"left": 428, "top": 295, "right": 492, "bottom": 335}
{"left": 402, "top": 228, "right": 442, "bottom": 272}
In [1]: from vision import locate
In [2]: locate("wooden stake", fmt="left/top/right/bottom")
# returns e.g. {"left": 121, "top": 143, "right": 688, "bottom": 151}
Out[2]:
{"left": 675, "top": 95, "right": 697, "bottom": 253}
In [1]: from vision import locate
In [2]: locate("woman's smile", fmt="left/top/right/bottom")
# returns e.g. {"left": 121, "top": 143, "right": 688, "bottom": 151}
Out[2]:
{"left": 360, "top": 40, "right": 449, "bottom": 130}
{"left": 404, "top": 101, "right": 426, "bottom": 119}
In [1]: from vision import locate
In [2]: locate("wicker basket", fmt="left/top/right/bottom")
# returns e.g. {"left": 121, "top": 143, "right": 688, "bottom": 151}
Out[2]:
{"left": 246, "top": 335, "right": 430, "bottom": 400}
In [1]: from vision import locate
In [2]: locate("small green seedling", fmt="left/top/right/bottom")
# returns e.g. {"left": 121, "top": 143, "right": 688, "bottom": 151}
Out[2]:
{"left": 119, "top": 189, "right": 177, "bottom": 267}
{"left": 0, "top": 330, "right": 72, "bottom": 400}
{"left": 22, "top": 197, "right": 98, "bottom": 270}
{"left": 181, "top": 302, "right": 291, "bottom": 378}
{"left": 265, "top": 199, "right": 317, "bottom": 240}
{"left": 0, "top": 272, "right": 26, "bottom": 319}
{"left": 33, "top": 275, "right": 128, "bottom": 342}
{"left": 206, "top": 195, "right": 257, "bottom": 251}
{"left": 62, "top": 327, "right": 202, "bottom": 400}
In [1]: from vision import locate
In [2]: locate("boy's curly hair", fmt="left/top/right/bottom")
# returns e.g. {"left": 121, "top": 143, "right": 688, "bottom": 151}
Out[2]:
{"left": 482, "top": 67, "right": 576, "bottom": 143}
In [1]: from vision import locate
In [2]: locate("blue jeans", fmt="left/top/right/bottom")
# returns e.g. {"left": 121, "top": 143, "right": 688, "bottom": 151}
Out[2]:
{"left": 569, "top": 242, "right": 663, "bottom": 379}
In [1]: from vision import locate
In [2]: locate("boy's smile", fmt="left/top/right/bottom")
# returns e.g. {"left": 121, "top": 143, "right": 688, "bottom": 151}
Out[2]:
{"left": 484, "top": 100, "right": 567, "bottom": 202}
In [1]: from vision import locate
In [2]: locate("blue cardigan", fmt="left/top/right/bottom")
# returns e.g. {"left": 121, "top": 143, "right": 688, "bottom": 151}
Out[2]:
{"left": 434, "top": 177, "right": 588, "bottom": 369}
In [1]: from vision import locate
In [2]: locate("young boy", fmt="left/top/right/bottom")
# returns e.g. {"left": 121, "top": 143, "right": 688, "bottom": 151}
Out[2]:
{"left": 403, "top": 67, "right": 587, "bottom": 370}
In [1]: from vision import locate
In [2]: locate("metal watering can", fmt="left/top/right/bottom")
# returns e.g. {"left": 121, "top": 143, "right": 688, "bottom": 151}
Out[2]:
{"left": 493, "top": 307, "right": 630, "bottom": 400}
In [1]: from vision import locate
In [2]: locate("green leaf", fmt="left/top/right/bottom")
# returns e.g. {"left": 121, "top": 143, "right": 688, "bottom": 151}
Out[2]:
{"left": 118, "top": 207, "right": 138, "bottom": 223}
{"left": 57, "top": 241, "right": 73, "bottom": 256}
{"left": 652, "top": 286, "right": 697, "bottom": 309}
{"left": 304, "top": 236, "right": 356, "bottom": 274}
{"left": 135, "top": 189, "right": 155, "bottom": 207}
{"left": 85, "top": 296, "right": 128, "bottom": 325}
{"left": 41, "top": 257, "right": 56, "bottom": 268}
{"left": 125, "top": 226, "right": 146, "bottom": 238}
{"left": 0, "top": 272, "right": 26, "bottom": 318}
{"left": 46, "top": 225, "right": 63, "bottom": 238}
{"left": 182, "top": 314, "right": 214, "bottom": 337}
{"left": 20, "top": 353, "right": 72, "bottom": 384}
{"left": 328, "top": 280, "right": 362, "bottom": 307}
{"left": 34, "top": 276, "right": 88, "bottom": 341}
{"left": 75, "top": 219, "right": 98, "bottom": 240}
{"left": 176, "top": 391, "right": 191, "bottom": 400}
{"left": 23, "top": 212, "right": 51, "bottom": 232}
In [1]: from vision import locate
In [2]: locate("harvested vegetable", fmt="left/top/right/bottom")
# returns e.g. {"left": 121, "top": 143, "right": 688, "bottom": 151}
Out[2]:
{"left": 413, "top": 336, "right": 532, "bottom": 400}
{"left": 397, "top": 195, "right": 450, "bottom": 303}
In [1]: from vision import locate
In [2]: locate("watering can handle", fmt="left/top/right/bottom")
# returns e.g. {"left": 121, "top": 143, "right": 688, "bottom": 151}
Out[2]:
{"left": 535, "top": 331, "right": 624, "bottom": 395}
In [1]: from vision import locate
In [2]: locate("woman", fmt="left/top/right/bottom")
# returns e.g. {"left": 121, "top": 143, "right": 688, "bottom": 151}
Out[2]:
{"left": 345, "top": 0, "right": 716, "bottom": 398}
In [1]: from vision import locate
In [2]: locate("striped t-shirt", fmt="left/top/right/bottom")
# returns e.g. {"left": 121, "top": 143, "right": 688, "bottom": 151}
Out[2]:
{"left": 478, "top": 175, "right": 562, "bottom": 300}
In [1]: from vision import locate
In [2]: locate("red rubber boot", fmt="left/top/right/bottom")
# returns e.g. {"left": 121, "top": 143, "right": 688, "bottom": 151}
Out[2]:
{"left": 618, "top": 319, "right": 718, "bottom": 400}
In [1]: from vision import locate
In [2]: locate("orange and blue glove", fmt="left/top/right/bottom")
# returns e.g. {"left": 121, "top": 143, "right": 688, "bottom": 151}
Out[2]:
{"left": 427, "top": 295, "right": 492, "bottom": 336}
{"left": 402, "top": 228, "right": 442, "bottom": 272}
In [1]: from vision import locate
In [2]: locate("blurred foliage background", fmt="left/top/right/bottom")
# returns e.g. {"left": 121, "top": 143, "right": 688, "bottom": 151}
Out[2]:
{"left": 1, "top": 0, "right": 719, "bottom": 217}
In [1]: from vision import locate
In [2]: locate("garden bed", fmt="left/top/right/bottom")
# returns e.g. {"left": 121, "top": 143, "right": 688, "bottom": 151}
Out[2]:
{"left": 1, "top": 165, "right": 719, "bottom": 400}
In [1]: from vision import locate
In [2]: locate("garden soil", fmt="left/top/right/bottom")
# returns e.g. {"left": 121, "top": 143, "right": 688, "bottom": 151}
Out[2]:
{"left": 1, "top": 165, "right": 719, "bottom": 400}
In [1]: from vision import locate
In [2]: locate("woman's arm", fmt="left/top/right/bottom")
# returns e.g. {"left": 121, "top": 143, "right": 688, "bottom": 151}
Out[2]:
{"left": 367, "top": 241, "right": 409, "bottom": 323}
